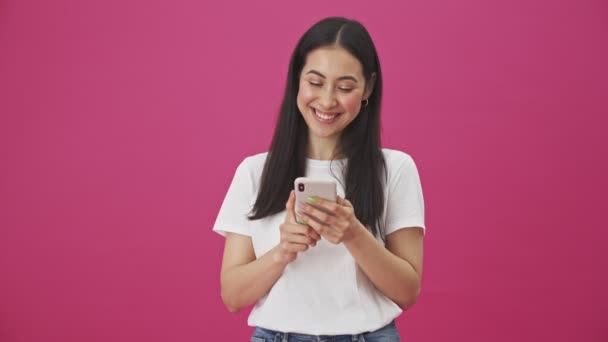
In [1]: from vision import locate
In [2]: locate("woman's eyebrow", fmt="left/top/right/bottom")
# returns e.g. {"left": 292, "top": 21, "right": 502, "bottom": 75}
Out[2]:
{"left": 306, "top": 69, "right": 358, "bottom": 83}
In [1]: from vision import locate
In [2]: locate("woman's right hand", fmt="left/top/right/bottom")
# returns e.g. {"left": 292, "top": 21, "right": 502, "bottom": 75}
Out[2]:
{"left": 274, "top": 190, "right": 321, "bottom": 264}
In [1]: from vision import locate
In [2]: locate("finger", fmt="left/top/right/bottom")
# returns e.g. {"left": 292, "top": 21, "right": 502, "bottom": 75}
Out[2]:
{"left": 282, "top": 224, "right": 319, "bottom": 245}
{"left": 307, "top": 227, "right": 321, "bottom": 241}
{"left": 282, "top": 222, "right": 312, "bottom": 235}
{"left": 309, "top": 221, "right": 340, "bottom": 244}
{"left": 296, "top": 214, "right": 308, "bottom": 225}
{"left": 336, "top": 195, "right": 354, "bottom": 209}
{"left": 285, "top": 232, "right": 316, "bottom": 245}
{"left": 301, "top": 212, "right": 335, "bottom": 237}
{"left": 306, "top": 196, "right": 340, "bottom": 214}
{"left": 281, "top": 241, "right": 309, "bottom": 253}
{"left": 284, "top": 190, "right": 297, "bottom": 224}
{"left": 300, "top": 202, "right": 334, "bottom": 226}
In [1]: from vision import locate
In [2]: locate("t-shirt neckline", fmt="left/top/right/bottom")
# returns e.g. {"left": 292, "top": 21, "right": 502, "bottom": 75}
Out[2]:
{"left": 305, "top": 158, "right": 347, "bottom": 168}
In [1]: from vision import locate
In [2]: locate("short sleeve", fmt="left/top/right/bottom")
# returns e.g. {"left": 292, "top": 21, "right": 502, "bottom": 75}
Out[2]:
{"left": 384, "top": 154, "right": 426, "bottom": 235}
{"left": 212, "top": 158, "right": 256, "bottom": 237}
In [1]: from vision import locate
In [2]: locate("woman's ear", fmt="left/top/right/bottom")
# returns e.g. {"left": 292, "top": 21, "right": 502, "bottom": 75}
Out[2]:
{"left": 364, "top": 72, "right": 377, "bottom": 100}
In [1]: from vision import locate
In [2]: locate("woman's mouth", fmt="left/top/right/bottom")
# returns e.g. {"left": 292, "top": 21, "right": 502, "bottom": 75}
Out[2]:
{"left": 312, "top": 108, "right": 341, "bottom": 124}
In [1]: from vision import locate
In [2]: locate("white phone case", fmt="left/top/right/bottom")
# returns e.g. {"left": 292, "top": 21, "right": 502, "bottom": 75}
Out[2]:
{"left": 294, "top": 177, "right": 337, "bottom": 224}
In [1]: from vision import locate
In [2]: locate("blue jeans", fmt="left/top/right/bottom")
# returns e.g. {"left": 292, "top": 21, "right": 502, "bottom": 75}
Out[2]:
{"left": 251, "top": 320, "right": 400, "bottom": 342}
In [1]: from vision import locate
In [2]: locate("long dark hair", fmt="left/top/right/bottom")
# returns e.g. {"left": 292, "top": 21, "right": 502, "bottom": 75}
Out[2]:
{"left": 249, "top": 17, "right": 386, "bottom": 237}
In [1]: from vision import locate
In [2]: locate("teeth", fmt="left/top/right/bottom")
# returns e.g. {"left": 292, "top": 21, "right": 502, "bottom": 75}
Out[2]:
{"left": 314, "top": 108, "right": 338, "bottom": 120}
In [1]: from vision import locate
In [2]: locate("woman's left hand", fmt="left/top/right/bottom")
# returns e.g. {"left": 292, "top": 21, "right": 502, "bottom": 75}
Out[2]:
{"left": 298, "top": 196, "right": 366, "bottom": 244}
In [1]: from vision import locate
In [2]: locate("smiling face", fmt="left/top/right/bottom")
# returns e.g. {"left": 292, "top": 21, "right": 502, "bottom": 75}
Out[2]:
{"left": 297, "top": 46, "right": 373, "bottom": 143}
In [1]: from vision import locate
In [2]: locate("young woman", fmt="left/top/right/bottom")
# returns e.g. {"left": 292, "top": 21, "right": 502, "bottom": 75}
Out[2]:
{"left": 213, "top": 17, "right": 425, "bottom": 341}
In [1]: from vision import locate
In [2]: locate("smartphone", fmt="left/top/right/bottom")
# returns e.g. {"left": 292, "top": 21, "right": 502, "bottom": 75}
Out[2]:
{"left": 294, "top": 177, "right": 337, "bottom": 224}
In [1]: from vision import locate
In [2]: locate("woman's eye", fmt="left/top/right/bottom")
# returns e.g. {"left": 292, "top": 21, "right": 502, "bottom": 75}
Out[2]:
{"left": 339, "top": 88, "right": 353, "bottom": 93}
{"left": 309, "top": 82, "right": 322, "bottom": 87}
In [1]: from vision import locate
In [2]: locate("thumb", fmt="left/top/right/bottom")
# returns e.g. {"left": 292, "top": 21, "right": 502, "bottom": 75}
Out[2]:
{"left": 285, "top": 190, "right": 297, "bottom": 223}
{"left": 337, "top": 195, "right": 353, "bottom": 208}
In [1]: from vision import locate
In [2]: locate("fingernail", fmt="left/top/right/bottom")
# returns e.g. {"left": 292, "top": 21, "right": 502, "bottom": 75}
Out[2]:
{"left": 307, "top": 196, "right": 317, "bottom": 203}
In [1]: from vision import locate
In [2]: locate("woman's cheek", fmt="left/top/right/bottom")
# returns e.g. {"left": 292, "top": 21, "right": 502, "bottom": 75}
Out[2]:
{"left": 341, "top": 93, "right": 362, "bottom": 113}
{"left": 297, "top": 84, "right": 316, "bottom": 103}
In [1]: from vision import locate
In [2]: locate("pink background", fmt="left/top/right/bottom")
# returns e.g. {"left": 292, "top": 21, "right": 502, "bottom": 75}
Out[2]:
{"left": 1, "top": 0, "right": 607, "bottom": 341}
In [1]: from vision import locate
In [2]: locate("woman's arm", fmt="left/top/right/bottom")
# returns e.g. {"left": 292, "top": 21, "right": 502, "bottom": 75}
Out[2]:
{"left": 344, "top": 226, "right": 424, "bottom": 310}
{"left": 220, "top": 233, "right": 288, "bottom": 312}
{"left": 220, "top": 191, "right": 320, "bottom": 312}
{"left": 299, "top": 196, "right": 424, "bottom": 310}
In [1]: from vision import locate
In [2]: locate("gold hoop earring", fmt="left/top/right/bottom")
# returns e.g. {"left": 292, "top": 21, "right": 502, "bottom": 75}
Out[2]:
{"left": 362, "top": 98, "right": 369, "bottom": 107}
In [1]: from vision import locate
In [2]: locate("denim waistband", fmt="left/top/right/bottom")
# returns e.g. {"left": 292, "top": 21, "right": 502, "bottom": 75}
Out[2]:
{"left": 252, "top": 320, "right": 398, "bottom": 342}
{"left": 254, "top": 328, "right": 361, "bottom": 342}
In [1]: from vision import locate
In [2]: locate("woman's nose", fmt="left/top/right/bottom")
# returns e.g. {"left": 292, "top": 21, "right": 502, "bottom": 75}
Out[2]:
{"left": 318, "top": 89, "right": 337, "bottom": 109}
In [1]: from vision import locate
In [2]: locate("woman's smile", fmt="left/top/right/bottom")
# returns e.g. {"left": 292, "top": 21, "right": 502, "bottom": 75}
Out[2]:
{"left": 312, "top": 107, "right": 342, "bottom": 124}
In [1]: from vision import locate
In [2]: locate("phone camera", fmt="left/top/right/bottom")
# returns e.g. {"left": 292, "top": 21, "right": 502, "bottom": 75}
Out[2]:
{"left": 298, "top": 183, "right": 305, "bottom": 192}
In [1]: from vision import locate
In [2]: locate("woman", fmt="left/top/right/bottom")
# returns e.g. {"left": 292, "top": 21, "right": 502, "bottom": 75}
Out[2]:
{"left": 213, "top": 17, "right": 425, "bottom": 341}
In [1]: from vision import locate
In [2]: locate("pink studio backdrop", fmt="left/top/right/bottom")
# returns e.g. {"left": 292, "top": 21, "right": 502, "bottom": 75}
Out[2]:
{"left": 1, "top": 0, "right": 606, "bottom": 341}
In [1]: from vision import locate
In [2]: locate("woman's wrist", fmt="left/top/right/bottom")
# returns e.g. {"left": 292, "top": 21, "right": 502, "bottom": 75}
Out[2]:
{"left": 270, "top": 245, "right": 291, "bottom": 267}
{"left": 343, "top": 221, "right": 371, "bottom": 248}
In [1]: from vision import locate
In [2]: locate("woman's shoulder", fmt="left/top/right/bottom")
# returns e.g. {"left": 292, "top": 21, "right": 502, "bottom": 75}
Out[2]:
{"left": 381, "top": 148, "right": 416, "bottom": 169}
{"left": 236, "top": 151, "right": 269, "bottom": 175}
{"left": 229, "top": 152, "right": 269, "bottom": 190}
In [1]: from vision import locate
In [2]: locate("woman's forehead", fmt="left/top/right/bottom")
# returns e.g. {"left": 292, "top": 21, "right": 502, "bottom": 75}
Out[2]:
{"left": 302, "top": 46, "right": 363, "bottom": 79}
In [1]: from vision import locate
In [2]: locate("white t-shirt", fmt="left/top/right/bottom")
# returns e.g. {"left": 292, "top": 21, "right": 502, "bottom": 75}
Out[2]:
{"left": 213, "top": 149, "right": 425, "bottom": 335}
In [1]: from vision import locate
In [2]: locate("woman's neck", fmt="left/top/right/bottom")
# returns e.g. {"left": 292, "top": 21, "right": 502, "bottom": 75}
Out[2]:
{"left": 306, "top": 134, "right": 342, "bottom": 160}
